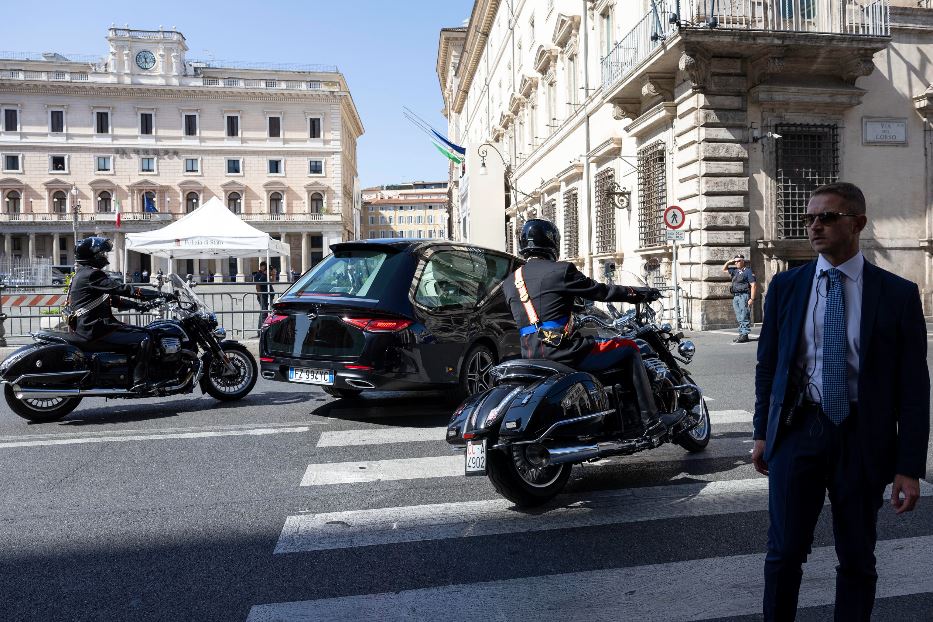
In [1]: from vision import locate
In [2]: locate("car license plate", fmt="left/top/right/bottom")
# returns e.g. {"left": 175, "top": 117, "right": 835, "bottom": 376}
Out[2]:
{"left": 465, "top": 439, "right": 487, "bottom": 476}
{"left": 288, "top": 367, "right": 335, "bottom": 385}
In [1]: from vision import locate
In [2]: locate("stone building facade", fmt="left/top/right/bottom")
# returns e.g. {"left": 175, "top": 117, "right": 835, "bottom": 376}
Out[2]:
{"left": 439, "top": 0, "right": 933, "bottom": 328}
{"left": 361, "top": 181, "right": 450, "bottom": 240}
{"left": 0, "top": 26, "right": 363, "bottom": 281}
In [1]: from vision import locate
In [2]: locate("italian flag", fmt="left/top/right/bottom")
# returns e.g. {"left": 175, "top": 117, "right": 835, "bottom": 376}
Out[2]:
{"left": 114, "top": 198, "right": 122, "bottom": 229}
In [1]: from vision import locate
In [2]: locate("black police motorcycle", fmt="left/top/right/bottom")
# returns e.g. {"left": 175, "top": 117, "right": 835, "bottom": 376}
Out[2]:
{"left": 446, "top": 268, "right": 711, "bottom": 507}
{"left": 1, "top": 274, "right": 257, "bottom": 422}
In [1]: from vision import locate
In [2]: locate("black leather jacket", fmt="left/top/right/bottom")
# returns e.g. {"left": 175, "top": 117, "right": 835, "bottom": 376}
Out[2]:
{"left": 68, "top": 265, "right": 161, "bottom": 340}
{"left": 501, "top": 258, "right": 658, "bottom": 365}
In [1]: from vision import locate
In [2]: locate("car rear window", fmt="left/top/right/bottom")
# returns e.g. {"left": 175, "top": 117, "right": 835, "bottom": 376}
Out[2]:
{"left": 290, "top": 249, "right": 393, "bottom": 298}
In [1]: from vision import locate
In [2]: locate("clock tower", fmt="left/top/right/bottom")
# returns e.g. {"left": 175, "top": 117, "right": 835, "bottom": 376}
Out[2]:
{"left": 106, "top": 26, "right": 188, "bottom": 85}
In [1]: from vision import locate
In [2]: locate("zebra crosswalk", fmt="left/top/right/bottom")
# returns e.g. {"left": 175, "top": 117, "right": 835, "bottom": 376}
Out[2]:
{"left": 248, "top": 407, "right": 933, "bottom": 621}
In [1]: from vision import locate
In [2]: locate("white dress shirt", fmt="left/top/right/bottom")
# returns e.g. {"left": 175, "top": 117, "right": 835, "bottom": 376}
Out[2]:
{"left": 795, "top": 251, "right": 864, "bottom": 403}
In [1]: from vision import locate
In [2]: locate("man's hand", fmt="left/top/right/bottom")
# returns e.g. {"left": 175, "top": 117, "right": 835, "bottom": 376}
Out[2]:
{"left": 747, "top": 298, "right": 754, "bottom": 307}
{"left": 891, "top": 475, "right": 921, "bottom": 514}
{"left": 751, "top": 439, "right": 768, "bottom": 476}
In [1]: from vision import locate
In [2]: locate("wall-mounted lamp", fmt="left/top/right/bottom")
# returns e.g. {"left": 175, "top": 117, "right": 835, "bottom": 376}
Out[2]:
{"left": 605, "top": 181, "right": 632, "bottom": 210}
{"left": 750, "top": 123, "right": 783, "bottom": 143}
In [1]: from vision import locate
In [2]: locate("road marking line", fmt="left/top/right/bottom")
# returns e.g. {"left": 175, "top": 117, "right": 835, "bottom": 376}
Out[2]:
{"left": 317, "top": 427, "right": 445, "bottom": 447}
{"left": 277, "top": 479, "right": 932, "bottom": 554}
{"left": 0, "top": 426, "right": 311, "bottom": 449}
{"left": 301, "top": 456, "right": 461, "bottom": 485}
{"left": 314, "top": 411, "right": 752, "bottom": 448}
{"left": 0, "top": 421, "right": 324, "bottom": 443}
{"left": 251, "top": 535, "right": 933, "bottom": 621}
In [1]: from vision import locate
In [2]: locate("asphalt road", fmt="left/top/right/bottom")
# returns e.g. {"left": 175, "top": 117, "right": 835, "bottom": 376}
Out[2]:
{"left": 0, "top": 329, "right": 931, "bottom": 621}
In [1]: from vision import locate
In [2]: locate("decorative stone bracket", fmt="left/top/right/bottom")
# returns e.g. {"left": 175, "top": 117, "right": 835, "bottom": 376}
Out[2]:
{"left": 678, "top": 48, "right": 711, "bottom": 92}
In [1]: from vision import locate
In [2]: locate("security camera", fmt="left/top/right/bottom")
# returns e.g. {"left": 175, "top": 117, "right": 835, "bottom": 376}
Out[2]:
{"left": 769, "top": 132, "right": 782, "bottom": 140}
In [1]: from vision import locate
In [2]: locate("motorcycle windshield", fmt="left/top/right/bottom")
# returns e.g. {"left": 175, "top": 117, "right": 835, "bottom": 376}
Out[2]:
{"left": 171, "top": 274, "right": 212, "bottom": 314}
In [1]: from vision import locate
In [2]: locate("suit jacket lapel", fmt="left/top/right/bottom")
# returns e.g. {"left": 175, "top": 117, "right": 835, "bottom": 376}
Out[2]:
{"left": 859, "top": 260, "right": 881, "bottom": 396}
{"left": 785, "top": 260, "right": 817, "bottom": 356}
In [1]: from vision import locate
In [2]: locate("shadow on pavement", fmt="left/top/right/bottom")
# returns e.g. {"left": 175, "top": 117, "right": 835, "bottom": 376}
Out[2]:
{"left": 310, "top": 390, "right": 455, "bottom": 426}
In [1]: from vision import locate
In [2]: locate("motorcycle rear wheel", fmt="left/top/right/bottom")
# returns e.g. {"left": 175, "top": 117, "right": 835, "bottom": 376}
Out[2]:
{"left": 4, "top": 385, "right": 82, "bottom": 423}
{"left": 487, "top": 445, "right": 571, "bottom": 508}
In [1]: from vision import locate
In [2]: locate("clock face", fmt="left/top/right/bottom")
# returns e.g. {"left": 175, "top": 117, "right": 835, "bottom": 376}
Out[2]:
{"left": 135, "top": 50, "right": 156, "bottom": 70}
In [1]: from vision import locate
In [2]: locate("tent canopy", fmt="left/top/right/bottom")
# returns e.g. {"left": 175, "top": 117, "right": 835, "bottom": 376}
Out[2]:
{"left": 124, "top": 197, "right": 290, "bottom": 259}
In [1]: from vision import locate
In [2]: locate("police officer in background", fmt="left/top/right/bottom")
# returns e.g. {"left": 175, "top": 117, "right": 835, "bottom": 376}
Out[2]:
{"left": 723, "top": 254, "right": 757, "bottom": 343}
{"left": 68, "top": 237, "right": 174, "bottom": 391}
{"left": 502, "top": 219, "right": 679, "bottom": 429}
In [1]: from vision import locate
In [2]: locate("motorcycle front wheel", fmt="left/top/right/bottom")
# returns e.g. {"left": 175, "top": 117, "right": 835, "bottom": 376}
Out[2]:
{"left": 487, "top": 445, "right": 571, "bottom": 508}
{"left": 200, "top": 343, "right": 258, "bottom": 402}
{"left": 4, "top": 385, "right": 82, "bottom": 423}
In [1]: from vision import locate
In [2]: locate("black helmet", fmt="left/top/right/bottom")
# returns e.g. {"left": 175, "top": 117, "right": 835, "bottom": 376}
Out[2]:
{"left": 519, "top": 219, "right": 561, "bottom": 261}
{"left": 75, "top": 236, "right": 112, "bottom": 268}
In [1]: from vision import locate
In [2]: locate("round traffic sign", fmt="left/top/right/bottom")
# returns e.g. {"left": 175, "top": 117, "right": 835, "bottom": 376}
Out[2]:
{"left": 664, "top": 205, "right": 686, "bottom": 230}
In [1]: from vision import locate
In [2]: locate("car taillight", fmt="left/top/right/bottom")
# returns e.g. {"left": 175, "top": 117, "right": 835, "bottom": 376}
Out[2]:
{"left": 341, "top": 317, "right": 413, "bottom": 332}
{"left": 262, "top": 313, "right": 288, "bottom": 327}
{"left": 260, "top": 356, "right": 275, "bottom": 363}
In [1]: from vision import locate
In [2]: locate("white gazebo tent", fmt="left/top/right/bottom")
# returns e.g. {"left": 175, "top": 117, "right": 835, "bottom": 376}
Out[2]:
{"left": 124, "top": 197, "right": 290, "bottom": 281}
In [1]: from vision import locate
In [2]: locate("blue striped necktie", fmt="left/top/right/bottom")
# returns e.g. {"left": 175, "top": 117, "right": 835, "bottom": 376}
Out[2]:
{"left": 822, "top": 268, "right": 849, "bottom": 425}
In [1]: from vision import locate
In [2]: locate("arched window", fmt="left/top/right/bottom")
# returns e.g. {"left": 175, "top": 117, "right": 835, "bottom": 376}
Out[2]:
{"left": 227, "top": 192, "right": 241, "bottom": 214}
{"left": 97, "top": 191, "right": 112, "bottom": 213}
{"left": 185, "top": 192, "right": 199, "bottom": 213}
{"left": 309, "top": 192, "right": 324, "bottom": 214}
{"left": 5, "top": 190, "right": 21, "bottom": 214}
{"left": 52, "top": 190, "right": 68, "bottom": 213}
{"left": 269, "top": 192, "right": 283, "bottom": 215}
{"left": 142, "top": 191, "right": 156, "bottom": 212}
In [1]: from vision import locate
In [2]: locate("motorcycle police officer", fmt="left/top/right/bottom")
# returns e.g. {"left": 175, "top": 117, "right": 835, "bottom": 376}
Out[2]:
{"left": 68, "top": 236, "right": 174, "bottom": 391}
{"left": 502, "top": 219, "right": 674, "bottom": 429}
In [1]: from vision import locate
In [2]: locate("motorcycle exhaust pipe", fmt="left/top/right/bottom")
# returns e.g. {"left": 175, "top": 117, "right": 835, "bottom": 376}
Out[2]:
{"left": 13, "top": 386, "right": 132, "bottom": 399}
{"left": 540, "top": 439, "right": 642, "bottom": 466}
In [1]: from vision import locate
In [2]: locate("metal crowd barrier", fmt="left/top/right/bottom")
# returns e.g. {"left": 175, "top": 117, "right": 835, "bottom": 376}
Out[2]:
{"left": 0, "top": 283, "right": 281, "bottom": 346}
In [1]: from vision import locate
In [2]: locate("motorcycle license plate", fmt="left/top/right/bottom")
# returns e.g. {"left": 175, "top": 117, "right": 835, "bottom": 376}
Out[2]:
{"left": 465, "top": 439, "right": 487, "bottom": 476}
{"left": 288, "top": 367, "right": 335, "bottom": 385}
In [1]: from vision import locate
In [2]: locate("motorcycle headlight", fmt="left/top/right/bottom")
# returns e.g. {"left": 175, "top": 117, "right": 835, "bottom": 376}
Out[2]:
{"left": 213, "top": 326, "right": 227, "bottom": 340}
{"left": 677, "top": 340, "right": 696, "bottom": 361}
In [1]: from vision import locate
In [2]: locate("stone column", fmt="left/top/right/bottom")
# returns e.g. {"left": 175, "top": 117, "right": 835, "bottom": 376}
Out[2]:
{"left": 213, "top": 259, "right": 223, "bottom": 282}
{"left": 27, "top": 233, "right": 35, "bottom": 264}
{"left": 301, "top": 232, "right": 310, "bottom": 272}
{"left": 674, "top": 52, "right": 749, "bottom": 331}
{"left": 282, "top": 233, "right": 291, "bottom": 280}
{"left": 3, "top": 233, "right": 11, "bottom": 260}
{"left": 236, "top": 258, "right": 245, "bottom": 283}
{"left": 52, "top": 233, "right": 61, "bottom": 265}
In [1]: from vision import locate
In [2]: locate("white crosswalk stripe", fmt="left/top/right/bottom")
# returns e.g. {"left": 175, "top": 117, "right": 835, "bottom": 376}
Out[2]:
{"left": 277, "top": 479, "right": 932, "bottom": 554}
{"left": 250, "top": 535, "right": 933, "bottom": 622}
{"left": 301, "top": 433, "right": 758, "bottom": 487}
{"left": 314, "top": 410, "right": 753, "bottom": 448}
{"left": 253, "top": 407, "right": 933, "bottom": 621}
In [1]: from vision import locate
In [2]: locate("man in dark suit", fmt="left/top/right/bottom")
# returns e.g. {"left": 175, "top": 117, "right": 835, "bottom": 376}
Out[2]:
{"left": 753, "top": 182, "right": 929, "bottom": 620}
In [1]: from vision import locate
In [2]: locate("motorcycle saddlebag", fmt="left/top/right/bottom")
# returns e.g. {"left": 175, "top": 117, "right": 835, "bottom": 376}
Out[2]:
{"left": 0, "top": 344, "right": 88, "bottom": 386}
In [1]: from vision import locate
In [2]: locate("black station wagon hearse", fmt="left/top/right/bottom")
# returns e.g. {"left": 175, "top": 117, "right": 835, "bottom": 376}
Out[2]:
{"left": 259, "top": 240, "right": 522, "bottom": 399}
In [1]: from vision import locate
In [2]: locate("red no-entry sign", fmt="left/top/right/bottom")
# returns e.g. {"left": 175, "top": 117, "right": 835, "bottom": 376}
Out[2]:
{"left": 664, "top": 205, "right": 686, "bottom": 230}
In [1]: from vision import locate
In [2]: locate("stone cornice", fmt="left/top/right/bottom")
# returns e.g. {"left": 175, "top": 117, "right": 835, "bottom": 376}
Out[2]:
{"left": 750, "top": 82, "right": 867, "bottom": 113}
{"left": 890, "top": 7, "right": 933, "bottom": 32}
{"left": 534, "top": 45, "right": 559, "bottom": 74}
{"left": 452, "top": 0, "right": 501, "bottom": 114}
{"left": 0, "top": 80, "right": 347, "bottom": 105}
{"left": 552, "top": 14, "right": 581, "bottom": 48}
{"left": 915, "top": 84, "right": 933, "bottom": 119}
{"left": 626, "top": 102, "right": 677, "bottom": 139}
{"left": 557, "top": 161, "right": 582, "bottom": 183}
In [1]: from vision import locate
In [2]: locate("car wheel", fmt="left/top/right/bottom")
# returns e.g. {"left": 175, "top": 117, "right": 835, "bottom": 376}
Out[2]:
{"left": 456, "top": 344, "right": 496, "bottom": 401}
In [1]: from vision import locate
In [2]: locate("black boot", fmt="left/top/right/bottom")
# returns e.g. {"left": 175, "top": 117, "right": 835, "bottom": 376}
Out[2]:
{"left": 130, "top": 338, "right": 151, "bottom": 393}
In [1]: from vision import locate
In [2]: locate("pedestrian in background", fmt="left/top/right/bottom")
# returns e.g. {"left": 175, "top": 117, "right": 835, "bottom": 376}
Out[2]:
{"left": 753, "top": 182, "right": 929, "bottom": 620}
{"left": 253, "top": 262, "right": 274, "bottom": 328}
{"left": 723, "top": 254, "right": 757, "bottom": 343}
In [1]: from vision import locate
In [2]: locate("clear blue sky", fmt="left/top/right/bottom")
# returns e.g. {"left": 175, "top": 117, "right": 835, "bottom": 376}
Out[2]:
{"left": 0, "top": 0, "right": 472, "bottom": 188}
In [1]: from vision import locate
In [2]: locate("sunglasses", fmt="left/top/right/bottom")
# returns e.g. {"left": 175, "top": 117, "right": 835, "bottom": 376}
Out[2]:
{"left": 802, "top": 211, "right": 860, "bottom": 227}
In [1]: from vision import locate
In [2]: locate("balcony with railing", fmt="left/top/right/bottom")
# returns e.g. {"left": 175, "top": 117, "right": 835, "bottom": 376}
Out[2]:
{"left": 602, "top": 0, "right": 890, "bottom": 93}
{"left": 240, "top": 212, "right": 342, "bottom": 223}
